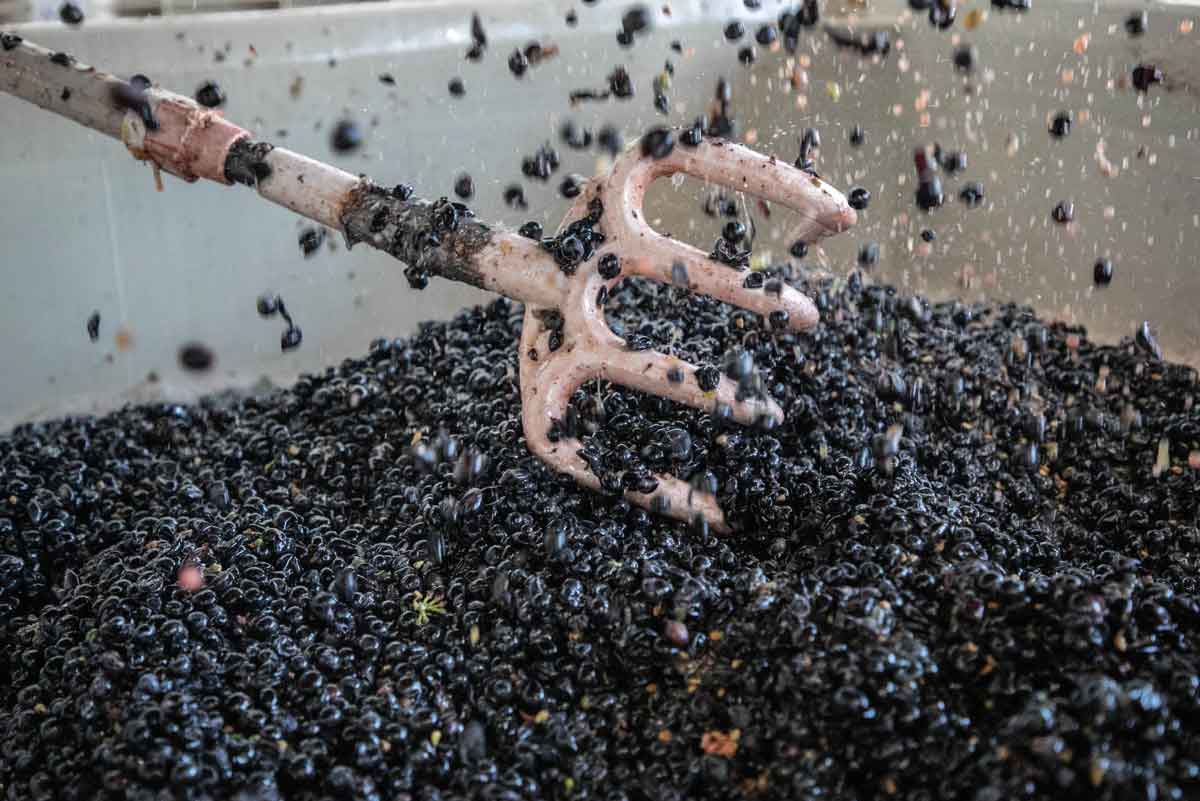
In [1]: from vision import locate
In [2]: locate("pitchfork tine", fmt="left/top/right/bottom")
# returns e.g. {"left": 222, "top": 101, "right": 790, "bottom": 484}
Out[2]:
{"left": 519, "top": 134, "right": 856, "bottom": 533}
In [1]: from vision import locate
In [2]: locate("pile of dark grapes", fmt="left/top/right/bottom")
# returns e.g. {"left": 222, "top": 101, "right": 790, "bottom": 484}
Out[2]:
{"left": 3, "top": 270, "right": 1199, "bottom": 801}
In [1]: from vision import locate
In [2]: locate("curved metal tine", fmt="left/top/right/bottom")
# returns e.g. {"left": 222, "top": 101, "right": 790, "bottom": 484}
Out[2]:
{"left": 611, "top": 137, "right": 857, "bottom": 242}
{"left": 517, "top": 322, "right": 597, "bottom": 488}
{"left": 601, "top": 137, "right": 856, "bottom": 332}
{"left": 569, "top": 270, "right": 784, "bottom": 426}
{"left": 517, "top": 316, "right": 732, "bottom": 532}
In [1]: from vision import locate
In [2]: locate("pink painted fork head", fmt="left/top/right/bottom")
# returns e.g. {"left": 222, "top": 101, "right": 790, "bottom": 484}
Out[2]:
{"left": 509, "top": 135, "right": 856, "bottom": 534}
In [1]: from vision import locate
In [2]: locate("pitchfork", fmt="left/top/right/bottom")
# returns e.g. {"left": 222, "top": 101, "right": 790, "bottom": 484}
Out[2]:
{"left": 0, "top": 34, "right": 856, "bottom": 533}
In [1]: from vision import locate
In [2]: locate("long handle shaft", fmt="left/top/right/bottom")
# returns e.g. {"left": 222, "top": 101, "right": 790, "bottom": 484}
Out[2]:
{"left": 1, "top": 33, "right": 129, "bottom": 141}
{"left": 0, "top": 33, "right": 566, "bottom": 309}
